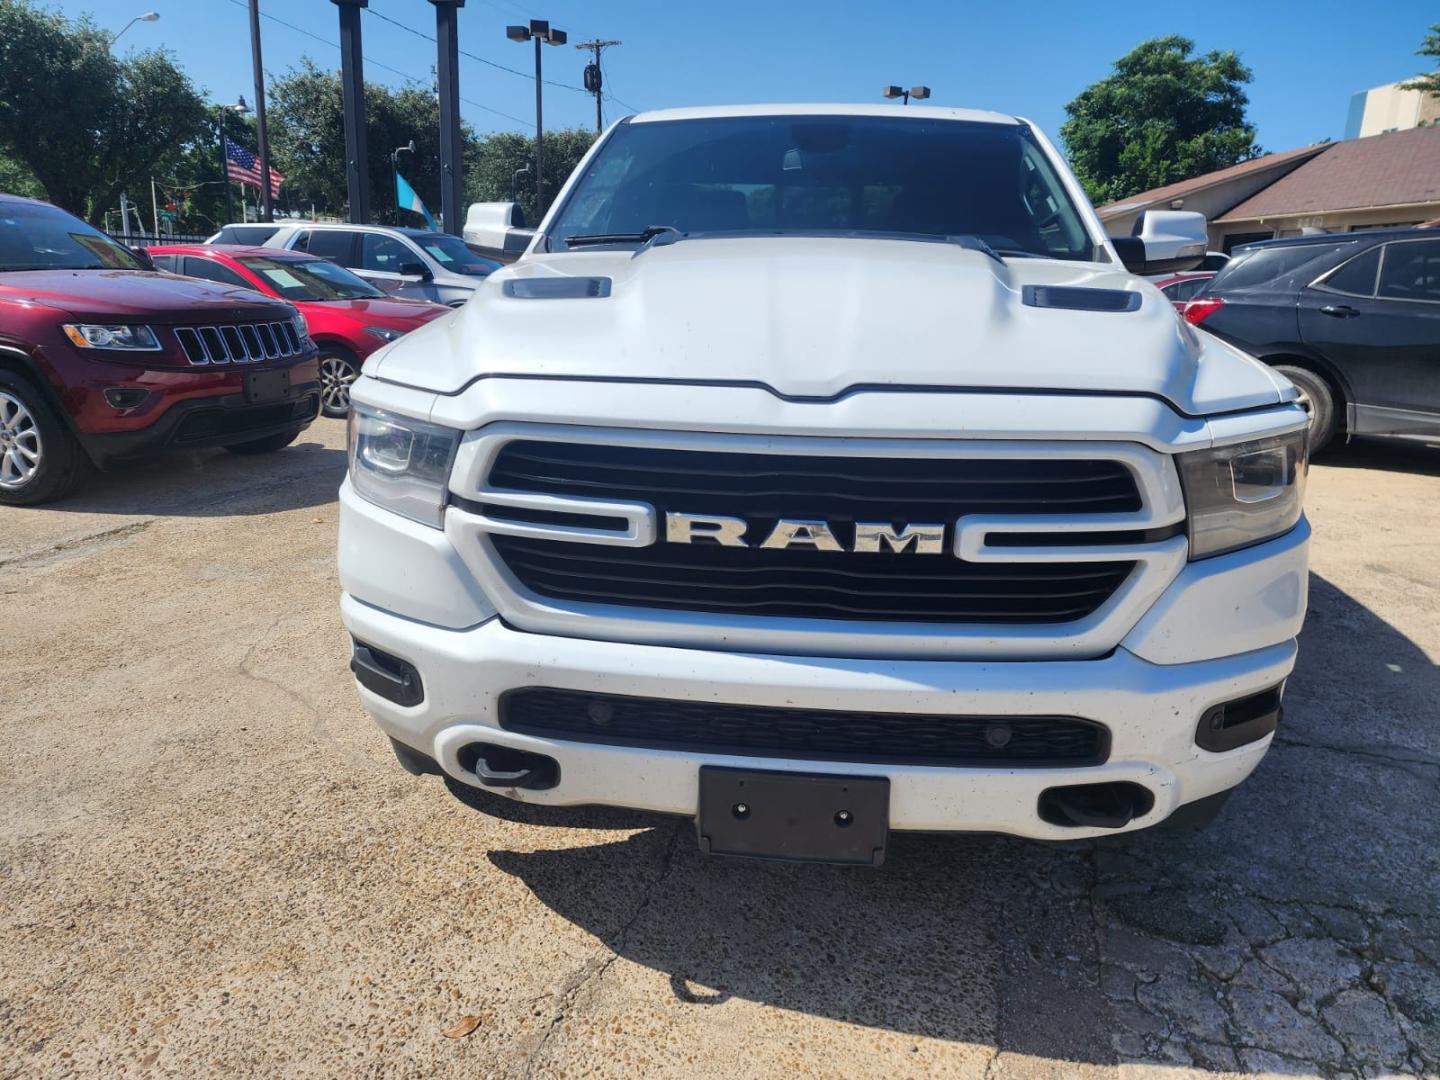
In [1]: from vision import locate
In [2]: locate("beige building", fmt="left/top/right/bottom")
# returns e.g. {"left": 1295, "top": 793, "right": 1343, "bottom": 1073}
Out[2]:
{"left": 1345, "top": 80, "right": 1440, "bottom": 139}
{"left": 1097, "top": 123, "right": 1440, "bottom": 252}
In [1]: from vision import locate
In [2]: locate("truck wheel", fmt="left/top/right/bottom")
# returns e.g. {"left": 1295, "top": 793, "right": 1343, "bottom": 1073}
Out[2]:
{"left": 1273, "top": 365, "right": 1337, "bottom": 453}
{"left": 0, "top": 370, "right": 90, "bottom": 506}
{"left": 318, "top": 347, "right": 361, "bottom": 418}
{"left": 224, "top": 427, "right": 302, "bottom": 455}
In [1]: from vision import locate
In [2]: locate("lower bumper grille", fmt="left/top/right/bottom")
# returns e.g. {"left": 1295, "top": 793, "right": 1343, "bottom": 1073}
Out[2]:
{"left": 172, "top": 394, "right": 318, "bottom": 442}
{"left": 499, "top": 688, "right": 1110, "bottom": 767}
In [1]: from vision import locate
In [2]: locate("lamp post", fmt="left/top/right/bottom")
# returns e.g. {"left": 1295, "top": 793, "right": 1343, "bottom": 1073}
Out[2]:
{"left": 882, "top": 85, "right": 931, "bottom": 106}
{"left": 391, "top": 140, "right": 416, "bottom": 224}
{"left": 247, "top": 0, "right": 274, "bottom": 222}
{"left": 506, "top": 19, "right": 567, "bottom": 217}
{"left": 217, "top": 96, "right": 250, "bottom": 226}
{"left": 109, "top": 10, "right": 159, "bottom": 47}
{"left": 430, "top": 0, "right": 466, "bottom": 235}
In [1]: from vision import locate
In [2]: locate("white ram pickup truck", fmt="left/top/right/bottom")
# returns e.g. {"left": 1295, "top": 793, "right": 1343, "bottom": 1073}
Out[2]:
{"left": 339, "top": 104, "right": 1309, "bottom": 865}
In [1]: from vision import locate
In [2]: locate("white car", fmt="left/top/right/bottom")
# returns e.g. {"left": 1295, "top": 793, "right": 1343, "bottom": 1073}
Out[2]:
{"left": 338, "top": 104, "right": 1309, "bottom": 863}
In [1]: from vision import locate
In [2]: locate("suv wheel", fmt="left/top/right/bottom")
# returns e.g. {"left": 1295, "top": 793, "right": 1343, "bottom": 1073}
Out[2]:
{"left": 0, "top": 371, "right": 90, "bottom": 506}
{"left": 318, "top": 348, "right": 361, "bottom": 418}
{"left": 1274, "top": 365, "right": 1337, "bottom": 453}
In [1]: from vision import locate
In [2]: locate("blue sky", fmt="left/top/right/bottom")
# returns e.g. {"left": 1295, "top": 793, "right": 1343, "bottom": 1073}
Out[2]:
{"left": 68, "top": 0, "right": 1437, "bottom": 152}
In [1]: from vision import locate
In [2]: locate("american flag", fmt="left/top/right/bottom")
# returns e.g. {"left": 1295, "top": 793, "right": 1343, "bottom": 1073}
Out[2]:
{"left": 225, "top": 137, "right": 284, "bottom": 198}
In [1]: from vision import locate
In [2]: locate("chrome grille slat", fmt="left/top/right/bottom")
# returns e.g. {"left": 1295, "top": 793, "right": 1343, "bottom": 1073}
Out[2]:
{"left": 257, "top": 323, "right": 279, "bottom": 358}
{"left": 174, "top": 320, "right": 307, "bottom": 365}
{"left": 199, "top": 327, "right": 227, "bottom": 364}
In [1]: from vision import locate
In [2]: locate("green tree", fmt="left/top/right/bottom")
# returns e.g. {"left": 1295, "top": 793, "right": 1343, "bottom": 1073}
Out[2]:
{"left": 1400, "top": 23, "right": 1440, "bottom": 98}
{"left": 467, "top": 128, "right": 596, "bottom": 226}
{"left": 1060, "top": 36, "right": 1260, "bottom": 205}
{"left": 0, "top": 0, "right": 207, "bottom": 224}
{"left": 268, "top": 58, "right": 481, "bottom": 226}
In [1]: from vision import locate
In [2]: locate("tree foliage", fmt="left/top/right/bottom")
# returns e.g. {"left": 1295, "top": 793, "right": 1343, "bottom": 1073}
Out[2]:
{"left": 1399, "top": 23, "right": 1440, "bottom": 98}
{"left": 0, "top": 0, "right": 207, "bottom": 224}
{"left": 1060, "top": 36, "right": 1260, "bottom": 205}
{"left": 467, "top": 128, "right": 597, "bottom": 226}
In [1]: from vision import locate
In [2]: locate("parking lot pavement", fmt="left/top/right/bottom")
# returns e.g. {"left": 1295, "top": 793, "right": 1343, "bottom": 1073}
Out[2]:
{"left": 2, "top": 421, "right": 1437, "bottom": 1080}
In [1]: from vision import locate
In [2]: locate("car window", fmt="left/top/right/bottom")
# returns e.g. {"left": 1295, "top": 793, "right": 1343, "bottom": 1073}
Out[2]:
{"left": 302, "top": 230, "right": 357, "bottom": 265}
{"left": 1200, "top": 253, "right": 1229, "bottom": 271}
{"left": 236, "top": 256, "right": 386, "bottom": 301}
{"left": 1378, "top": 240, "right": 1440, "bottom": 304}
{"left": 1163, "top": 278, "right": 1207, "bottom": 301}
{"left": 1319, "top": 246, "right": 1381, "bottom": 297}
{"left": 1211, "top": 244, "right": 1340, "bottom": 291}
{"left": 360, "top": 233, "right": 416, "bottom": 273}
{"left": 548, "top": 114, "right": 1096, "bottom": 260}
{"left": 181, "top": 256, "right": 253, "bottom": 290}
{"left": 214, "top": 225, "right": 280, "bottom": 245}
{"left": 414, "top": 234, "right": 499, "bottom": 276}
{"left": 0, "top": 199, "right": 145, "bottom": 271}
{"left": 151, "top": 254, "right": 178, "bottom": 272}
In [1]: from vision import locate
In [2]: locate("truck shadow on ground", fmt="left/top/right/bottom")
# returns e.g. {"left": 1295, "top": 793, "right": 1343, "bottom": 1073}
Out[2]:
{"left": 41, "top": 439, "right": 345, "bottom": 517}
{"left": 468, "top": 572, "right": 1440, "bottom": 1074}
{"left": 1318, "top": 435, "right": 1440, "bottom": 477}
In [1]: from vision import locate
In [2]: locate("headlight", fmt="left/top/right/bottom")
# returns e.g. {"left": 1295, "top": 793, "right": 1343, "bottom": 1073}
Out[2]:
{"left": 291, "top": 312, "right": 310, "bottom": 341}
{"left": 364, "top": 326, "right": 403, "bottom": 342}
{"left": 61, "top": 324, "right": 160, "bottom": 351}
{"left": 1178, "top": 430, "right": 1307, "bottom": 559}
{"left": 347, "top": 402, "right": 460, "bottom": 528}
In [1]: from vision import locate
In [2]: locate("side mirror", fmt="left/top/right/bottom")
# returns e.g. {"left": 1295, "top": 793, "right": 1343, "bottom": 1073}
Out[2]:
{"left": 128, "top": 245, "right": 156, "bottom": 271}
{"left": 397, "top": 261, "right": 432, "bottom": 281}
{"left": 1111, "top": 210, "right": 1208, "bottom": 275}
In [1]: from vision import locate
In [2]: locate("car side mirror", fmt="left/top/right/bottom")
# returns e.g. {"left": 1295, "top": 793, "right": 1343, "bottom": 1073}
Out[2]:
{"left": 1111, "top": 210, "right": 1208, "bottom": 275}
{"left": 398, "top": 261, "right": 432, "bottom": 281}
{"left": 128, "top": 245, "right": 156, "bottom": 271}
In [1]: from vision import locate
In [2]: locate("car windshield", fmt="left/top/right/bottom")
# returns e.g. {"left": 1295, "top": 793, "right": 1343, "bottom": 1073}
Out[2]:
{"left": 546, "top": 114, "right": 1096, "bottom": 260}
{"left": 413, "top": 234, "right": 499, "bottom": 277}
{"left": 237, "top": 256, "right": 385, "bottom": 300}
{"left": 0, "top": 200, "right": 145, "bottom": 271}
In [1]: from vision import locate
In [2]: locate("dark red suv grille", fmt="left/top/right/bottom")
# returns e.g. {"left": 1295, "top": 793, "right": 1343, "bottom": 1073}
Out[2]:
{"left": 173, "top": 320, "right": 302, "bottom": 365}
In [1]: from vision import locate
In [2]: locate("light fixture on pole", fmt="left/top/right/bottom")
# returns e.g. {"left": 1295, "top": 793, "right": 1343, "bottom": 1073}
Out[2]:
{"left": 109, "top": 10, "right": 159, "bottom": 47}
{"left": 506, "top": 19, "right": 568, "bottom": 216}
{"left": 882, "top": 85, "right": 931, "bottom": 106}
{"left": 391, "top": 139, "right": 416, "bottom": 224}
{"left": 217, "top": 96, "right": 250, "bottom": 225}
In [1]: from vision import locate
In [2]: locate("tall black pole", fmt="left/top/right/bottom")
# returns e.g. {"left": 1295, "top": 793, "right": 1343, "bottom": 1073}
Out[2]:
{"left": 430, "top": 0, "right": 465, "bottom": 235}
{"left": 217, "top": 113, "right": 234, "bottom": 224}
{"left": 533, "top": 35, "right": 544, "bottom": 216}
{"left": 332, "top": 0, "right": 370, "bottom": 223}
{"left": 248, "top": 0, "right": 273, "bottom": 222}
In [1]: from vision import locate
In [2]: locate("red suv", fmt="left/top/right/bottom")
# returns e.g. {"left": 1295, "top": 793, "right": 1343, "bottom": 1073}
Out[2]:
{"left": 150, "top": 245, "right": 448, "bottom": 417}
{"left": 0, "top": 195, "right": 320, "bottom": 505}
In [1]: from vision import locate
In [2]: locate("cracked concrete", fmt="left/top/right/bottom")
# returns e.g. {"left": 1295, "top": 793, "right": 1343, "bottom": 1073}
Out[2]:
{"left": 2, "top": 426, "right": 1438, "bottom": 1078}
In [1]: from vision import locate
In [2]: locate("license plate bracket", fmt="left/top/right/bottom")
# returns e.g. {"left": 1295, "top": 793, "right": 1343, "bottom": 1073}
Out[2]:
{"left": 243, "top": 368, "right": 292, "bottom": 404}
{"left": 697, "top": 767, "right": 889, "bottom": 865}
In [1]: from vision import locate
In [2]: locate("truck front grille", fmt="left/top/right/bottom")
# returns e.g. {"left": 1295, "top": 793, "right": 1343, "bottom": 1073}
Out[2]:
{"left": 173, "top": 321, "right": 303, "bottom": 365}
{"left": 500, "top": 688, "right": 1110, "bottom": 767}
{"left": 484, "top": 441, "right": 1140, "bottom": 624}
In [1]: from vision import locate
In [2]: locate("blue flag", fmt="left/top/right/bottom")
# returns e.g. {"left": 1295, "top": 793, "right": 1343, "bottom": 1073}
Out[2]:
{"left": 395, "top": 171, "right": 437, "bottom": 230}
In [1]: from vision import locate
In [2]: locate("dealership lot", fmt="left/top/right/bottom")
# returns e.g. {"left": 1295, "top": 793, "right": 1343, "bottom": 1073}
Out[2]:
{"left": 1, "top": 422, "right": 1437, "bottom": 1079}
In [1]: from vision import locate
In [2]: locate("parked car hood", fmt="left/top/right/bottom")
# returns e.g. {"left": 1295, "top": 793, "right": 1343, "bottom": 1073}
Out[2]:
{"left": 305, "top": 296, "right": 449, "bottom": 324}
{"left": 1, "top": 269, "right": 289, "bottom": 322}
{"left": 370, "top": 237, "right": 1288, "bottom": 415}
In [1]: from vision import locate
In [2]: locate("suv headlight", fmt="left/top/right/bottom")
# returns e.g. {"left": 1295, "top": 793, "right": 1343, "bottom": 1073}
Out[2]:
{"left": 61, "top": 324, "right": 160, "bottom": 351}
{"left": 347, "top": 402, "right": 461, "bottom": 528}
{"left": 1178, "top": 430, "right": 1308, "bottom": 559}
{"left": 364, "top": 326, "right": 403, "bottom": 342}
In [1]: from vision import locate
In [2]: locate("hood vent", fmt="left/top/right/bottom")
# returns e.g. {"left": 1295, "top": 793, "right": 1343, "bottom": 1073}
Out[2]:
{"left": 1022, "top": 285, "right": 1141, "bottom": 313}
{"left": 503, "top": 277, "right": 612, "bottom": 300}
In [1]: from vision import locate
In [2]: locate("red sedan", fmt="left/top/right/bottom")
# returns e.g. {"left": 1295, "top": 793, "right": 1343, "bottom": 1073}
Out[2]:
{"left": 1151, "top": 271, "right": 1216, "bottom": 312}
{"left": 150, "top": 244, "right": 449, "bottom": 416}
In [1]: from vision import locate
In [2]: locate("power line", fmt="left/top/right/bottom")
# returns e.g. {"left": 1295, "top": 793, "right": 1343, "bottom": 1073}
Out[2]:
{"left": 365, "top": 2, "right": 589, "bottom": 96}
{"left": 223, "top": 0, "right": 529, "bottom": 128}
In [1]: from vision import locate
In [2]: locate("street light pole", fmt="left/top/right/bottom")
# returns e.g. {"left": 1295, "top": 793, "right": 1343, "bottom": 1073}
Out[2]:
{"left": 883, "top": 85, "right": 931, "bottom": 106}
{"left": 507, "top": 20, "right": 567, "bottom": 218}
{"left": 109, "top": 10, "right": 159, "bottom": 47}
{"left": 331, "top": 0, "right": 371, "bottom": 223}
{"left": 248, "top": 0, "right": 274, "bottom": 222}
{"left": 429, "top": 0, "right": 466, "bottom": 235}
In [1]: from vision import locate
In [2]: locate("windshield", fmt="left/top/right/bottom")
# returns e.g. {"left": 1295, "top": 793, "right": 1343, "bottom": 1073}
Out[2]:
{"left": 413, "top": 234, "right": 499, "bottom": 277}
{"left": 238, "top": 256, "right": 385, "bottom": 301}
{"left": 547, "top": 115, "right": 1095, "bottom": 260}
{"left": 0, "top": 200, "right": 145, "bottom": 271}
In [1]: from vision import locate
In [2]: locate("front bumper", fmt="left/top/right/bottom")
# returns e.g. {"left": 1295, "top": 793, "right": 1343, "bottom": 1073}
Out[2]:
{"left": 340, "top": 588, "right": 1297, "bottom": 841}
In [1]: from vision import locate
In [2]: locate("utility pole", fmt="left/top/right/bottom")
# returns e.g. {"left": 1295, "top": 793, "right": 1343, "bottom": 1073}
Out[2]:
{"left": 429, "top": 0, "right": 466, "bottom": 235}
{"left": 575, "top": 38, "right": 620, "bottom": 135}
{"left": 248, "top": 0, "right": 274, "bottom": 221}
{"left": 332, "top": 0, "right": 371, "bottom": 223}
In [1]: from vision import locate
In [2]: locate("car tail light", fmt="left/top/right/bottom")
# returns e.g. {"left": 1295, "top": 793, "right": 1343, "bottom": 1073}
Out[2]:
{"left": 1183, "top": 297, "right": 1225, "bottom": 325}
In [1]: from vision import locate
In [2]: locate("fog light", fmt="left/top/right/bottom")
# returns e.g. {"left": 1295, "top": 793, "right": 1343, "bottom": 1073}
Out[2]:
{"left": 103, "top": 387, "right": 150, "bottom": 410}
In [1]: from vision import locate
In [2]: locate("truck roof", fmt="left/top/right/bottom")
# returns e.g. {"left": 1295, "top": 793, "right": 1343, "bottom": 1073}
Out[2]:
{"left": 628, "top": 103, "right": 1022, "bottom": 126}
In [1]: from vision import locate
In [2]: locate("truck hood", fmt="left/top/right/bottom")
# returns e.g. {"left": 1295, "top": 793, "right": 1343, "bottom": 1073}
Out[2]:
{"left": 371, "top": 237, "right": 1288, "bottom": 415}
{"left": 0, "top": 269, "right": 290, "bottom": 322}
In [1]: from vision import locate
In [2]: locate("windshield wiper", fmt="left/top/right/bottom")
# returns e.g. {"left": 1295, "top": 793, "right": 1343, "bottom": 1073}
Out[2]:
{"left": 946, "top": 235, "right": 1009, "bottom": 265}
{"left": 562, "top": 225, "right": 683, "bottom": 250}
